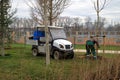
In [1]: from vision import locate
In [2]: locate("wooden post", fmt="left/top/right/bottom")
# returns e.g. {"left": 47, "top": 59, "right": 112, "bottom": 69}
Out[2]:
{"left": 96, "top": 35, "right": 99, "bottom": 56}
{"left": 103, "top": 32, "right": 105, "bottom": 54}
{"left": 74, "top": 36, "right": 76, "bottom": 48}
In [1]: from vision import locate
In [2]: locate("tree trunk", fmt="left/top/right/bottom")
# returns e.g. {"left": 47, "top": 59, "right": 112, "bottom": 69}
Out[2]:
{"left": 44, "top": 0, "right": 50, "bottom": 65}
{"left": 1, "top": 47, "right": 5, "bottom": 56}
{"left": 0, "top": 0, "right": 5, "bottom": 56}
{"left": 96, "top": 0, "right": 100, "bottom": 56}
{"left": 0, "top": 30, "right": 5, "bottom": 56}
{"left": 49, "top": 0, "right": 53, "bottom": 26}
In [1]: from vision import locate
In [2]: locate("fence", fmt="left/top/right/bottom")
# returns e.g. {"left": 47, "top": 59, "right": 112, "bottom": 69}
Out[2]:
{"left": 66, "top": 31, "right": 120, "bottom": 46}
{"left": 11, "top": 28, "right": 120, "bottom": 46}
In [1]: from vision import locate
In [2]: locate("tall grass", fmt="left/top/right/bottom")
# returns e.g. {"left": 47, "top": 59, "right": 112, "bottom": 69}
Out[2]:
{"left": 0, "top": 44, "right": 119, "bottom": 80}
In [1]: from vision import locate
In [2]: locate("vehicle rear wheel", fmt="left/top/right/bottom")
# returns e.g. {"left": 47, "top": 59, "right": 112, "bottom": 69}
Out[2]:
{"left": 53, "top": 51, "right": 62, "bottom": 60}
{"left": 32, "top": 48, "right": 38, "bottom": 56}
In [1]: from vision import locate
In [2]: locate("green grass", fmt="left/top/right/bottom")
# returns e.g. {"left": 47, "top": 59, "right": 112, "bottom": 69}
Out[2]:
{"left": 74, "top": 44, "right": 120, "bottom": 50}
{"left": 0, "top": 43, "right": 119, "bottom": 80}
{"left": 12, "top": 43, "right": 120, "bottom": 50}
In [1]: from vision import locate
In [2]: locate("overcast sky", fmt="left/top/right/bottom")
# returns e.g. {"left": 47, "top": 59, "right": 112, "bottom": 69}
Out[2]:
{"left": 12, "top": 0, "right": 120, "bottom": 23}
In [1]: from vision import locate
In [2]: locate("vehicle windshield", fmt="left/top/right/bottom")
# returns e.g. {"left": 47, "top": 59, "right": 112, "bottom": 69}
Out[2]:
{"left": 50, "top": 28, "right": 67, "bottom": 40}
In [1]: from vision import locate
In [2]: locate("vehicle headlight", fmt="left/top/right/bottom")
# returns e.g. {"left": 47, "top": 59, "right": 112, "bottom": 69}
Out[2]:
{"left": 59, "top": 44, "right": 64, "bottom": 49}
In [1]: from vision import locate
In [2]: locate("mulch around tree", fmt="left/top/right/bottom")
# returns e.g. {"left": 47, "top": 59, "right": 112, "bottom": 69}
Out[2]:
{"left": 78, "top": 55, "right": 105, "bottom": 60}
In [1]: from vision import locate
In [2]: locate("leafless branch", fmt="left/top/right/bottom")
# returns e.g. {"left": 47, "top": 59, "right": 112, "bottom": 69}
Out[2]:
{"left": 29, "top": 0, "right": 71, "bottom": 25}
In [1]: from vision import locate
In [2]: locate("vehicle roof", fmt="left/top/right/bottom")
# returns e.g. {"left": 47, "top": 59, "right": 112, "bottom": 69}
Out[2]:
{"left": 37, "top": 25, "right": 63, "bottom": 29}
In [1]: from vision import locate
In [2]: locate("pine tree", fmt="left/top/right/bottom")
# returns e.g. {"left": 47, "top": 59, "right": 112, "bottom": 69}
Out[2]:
{"left": 0, "top": 0, "right": 16, "bottom": 56}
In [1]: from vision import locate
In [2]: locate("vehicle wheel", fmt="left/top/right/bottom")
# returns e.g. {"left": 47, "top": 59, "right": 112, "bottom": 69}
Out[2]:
{"left": 70, "top": 52, "right": 74, "bottom": 59}
{"left": 53, "top": 51, "right": 62, "bottom": 60}
{"left": 66, "top": 51, "right": 74, "bottom": 59}
{"left": 32, "top": 48, "right": 38, "bottom": 56}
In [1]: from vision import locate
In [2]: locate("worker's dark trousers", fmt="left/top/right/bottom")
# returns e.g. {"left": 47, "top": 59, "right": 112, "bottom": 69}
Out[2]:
{"left": 86, "top": 45, "right": 97, "bottom": 59}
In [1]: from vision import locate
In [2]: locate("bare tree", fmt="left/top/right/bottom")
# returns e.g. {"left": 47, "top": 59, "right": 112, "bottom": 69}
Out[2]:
{"left": 43, "top": 0, "right": 50, "bottom": 65}
{"left": 84, "top": 17, "right": 94, "bottom": 32}
{"left": 91, "top": 0, "right": 111, "bottom": 55}
{"left": 91, "top": 0, "right": 111, "bottom": 35}
{"left": 30, "top": 0, "right": 71, "bottom": 26}
{"left": 28, "top": 0, "right": 71, "bottom": 65}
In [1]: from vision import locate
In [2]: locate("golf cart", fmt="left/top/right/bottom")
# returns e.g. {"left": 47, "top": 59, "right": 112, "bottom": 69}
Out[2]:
{"left": 27, "top": 26, "right": 74, "bottom": 59}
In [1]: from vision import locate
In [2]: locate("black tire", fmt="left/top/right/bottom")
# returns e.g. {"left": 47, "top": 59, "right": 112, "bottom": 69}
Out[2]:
{"left": 32, "top": 48, "right": 38, "bottom": 56}
{"left": 70, "top": 52, "right": 74, "bottom": 59}
{"left": 66, "top": 51, "right": 74, "bottom": 59}
{"left": 53, "top": 51, "right": 63, "bottom": 60}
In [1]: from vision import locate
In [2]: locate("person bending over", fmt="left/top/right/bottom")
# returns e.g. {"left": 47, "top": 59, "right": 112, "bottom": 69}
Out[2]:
{"left": 86, "top": 36, "right": 100, "bottom": 59}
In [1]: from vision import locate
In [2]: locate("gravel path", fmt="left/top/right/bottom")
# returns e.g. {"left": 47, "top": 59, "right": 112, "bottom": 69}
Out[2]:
{"left": 74, "top": 49, "right": 120, "bottom": 54}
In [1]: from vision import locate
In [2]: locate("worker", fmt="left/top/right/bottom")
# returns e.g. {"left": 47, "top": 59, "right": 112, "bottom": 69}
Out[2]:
{"left": 86, "top": 36, "right": 100, "bottom": 59}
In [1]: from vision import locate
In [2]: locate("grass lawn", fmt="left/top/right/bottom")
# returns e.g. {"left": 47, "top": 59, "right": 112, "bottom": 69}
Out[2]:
{"left": 74, "top": 44, "right": 120, "bottom": 50}
{"left": 0, "top": 43, "right": 119, "bottom": 80}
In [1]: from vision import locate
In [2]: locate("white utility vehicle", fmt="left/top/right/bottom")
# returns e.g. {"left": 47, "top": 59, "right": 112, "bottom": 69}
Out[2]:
{"left": 27, "top": 26, "right": 74, "bottom": 59}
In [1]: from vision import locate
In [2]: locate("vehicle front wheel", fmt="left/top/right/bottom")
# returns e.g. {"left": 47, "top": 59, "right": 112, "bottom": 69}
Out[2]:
{"left": 32, "top": 48, "right": 38, "bottom": 56}
{"left": 69, "top": 52, "right": 74, "bottom": 59}
{"left": 53, "top": 51, "right": 62, "bottom": 60}
{"left": 65, "top": 51, "right": 74, "bottom": 59}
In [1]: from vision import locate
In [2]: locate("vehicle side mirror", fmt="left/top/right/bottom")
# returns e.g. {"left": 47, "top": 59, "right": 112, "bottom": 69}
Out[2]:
{"left": 29, "top": 36, "right": 33, "bottom": 39}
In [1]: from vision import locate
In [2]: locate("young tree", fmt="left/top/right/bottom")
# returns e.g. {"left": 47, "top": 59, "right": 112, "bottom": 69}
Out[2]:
{"left": 0, "top": 0, "right": 16, "bottom": 56}
{"left": 91, "top": 0, "right": 111, "bottom": 35}
{"left": 30, "top": 0, "right": 71, "bottom": 26}
{"left": 91, "top": 0, "right": 111, "bottom": 55}
{"left": 29, "top": 0, "right": 71, "bottom": 65}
